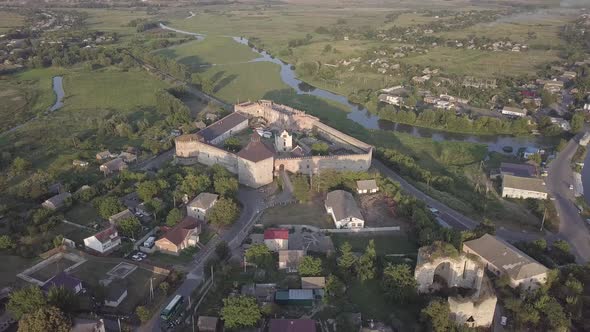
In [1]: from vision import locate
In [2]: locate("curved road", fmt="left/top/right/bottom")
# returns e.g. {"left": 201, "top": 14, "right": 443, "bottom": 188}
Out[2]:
{"left": 545, "top": 135, "right": 590, "bottom": 263}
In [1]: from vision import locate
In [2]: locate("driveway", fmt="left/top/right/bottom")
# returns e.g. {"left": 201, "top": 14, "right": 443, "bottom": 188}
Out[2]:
{"left": 545, "top": 135, "right": 590, "bottom": 263}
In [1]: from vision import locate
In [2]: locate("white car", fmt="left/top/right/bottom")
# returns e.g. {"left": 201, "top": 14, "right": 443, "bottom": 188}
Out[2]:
{"left": 500, "top": 316, "right": 508, "bottom": 326}
{"left": 569, "top": 184, "right": 574, "bottom": 190}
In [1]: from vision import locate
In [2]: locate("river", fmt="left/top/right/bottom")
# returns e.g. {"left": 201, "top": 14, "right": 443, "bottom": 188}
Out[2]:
{"left": 49, "top": 76, "right": 65, "bottom": 112}
{"left": 160, "top": 24, "right": 557, "bottom": 153}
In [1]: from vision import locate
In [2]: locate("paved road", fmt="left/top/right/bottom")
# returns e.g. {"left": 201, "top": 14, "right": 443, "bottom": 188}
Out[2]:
{"left": 372, "top": 159, "right": 541, "bottom": 243}
{"left": 545, "top": 136, "right": 590, "bottom": 263}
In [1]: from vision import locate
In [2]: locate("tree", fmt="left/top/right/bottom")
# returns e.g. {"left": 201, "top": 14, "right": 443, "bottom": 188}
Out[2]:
{"left": 571, "top": 112, "right": 584, "bottom": 133}
{"left": 136, "top": 306, "right": 151, "bottom": 323}
{"left": 311, "top": 142, "right": 329, "bottom": 156}
{"left": 337, "top": 242, "right": 357, "bottom": 274}
{"left": 159, "top": 282, "right": 170, "bottom": 295}
{"left": 224, "top": 137, "right": 242, "bottom": 152}
{"left": 214, "top": 177, "right": 239, "bottom": 197}
{"left": 137, "top": 180, "right": 161, "bottom": 202}
{"left": 324, "top": 275, "right": 346, "bottom": 304}
{"left": 18, "top": 306, "right": 70, "bottom": 332}
{"left": 298, "top": 256, "right": 322, "bottom": 277}
{"left": 356, "top": 240, "right": 376, "bottom": 282}
{"left": 11, "top": 157, "right": 31, "bottom": 175}
{"left": 7, "top": 286, "right": 47, "bottom": 319}
{"left": 473, "top": 218, "right": 496, "bottom": 237}
{"left": 382, "top": 263, "right": 417, "bottom": 302}
{"left": 96, "top": 196, "right": 124, "bottom": 219}
{"left": 220, "top": 296, "right": 261, "bottom": 329}
{"left": 208, "top": 198, "right": 239, "bottom": 226}
{"left": 245, "top": 244, "right": 273, "bottom": 268}
{"left": 47, "top": 286, "right": 79, "bottom": 314}
{"left": 118, "top": 217, "right": 141, "bottom": 238}
{"left": 421, "top": 299, "right": 452, "bottom": 332}
{"left": 556, "top": 139, "right": 568, "bottom": 152}
{"left": 0, "top": 235, "right": 15, "bottom": 250}
{"left": 166, "top": 208, "right": 183, "bottom": 226}
{"left": 215, "top": 241, "right": 230, "bottom": 260}
{"left": 180, "top": 174, "right": 211, "bottom": 197}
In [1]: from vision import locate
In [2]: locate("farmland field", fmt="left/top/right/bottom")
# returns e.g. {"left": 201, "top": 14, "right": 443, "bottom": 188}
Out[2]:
{"left": 0, "top": 10, "right": 24, "bottom": 33}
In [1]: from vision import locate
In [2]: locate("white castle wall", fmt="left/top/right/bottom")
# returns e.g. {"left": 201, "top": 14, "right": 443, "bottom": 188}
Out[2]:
{"left": 275, "top": 151, "right": 372, "bottom": 174}
{"left": 414, "top": 255, "right": 484, "bottom": 295}
{"left": 238, "top": 156, "right": 274, "bottom": 188}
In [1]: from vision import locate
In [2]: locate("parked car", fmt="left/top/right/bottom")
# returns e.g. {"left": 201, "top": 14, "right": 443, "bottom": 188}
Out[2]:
{"left": 501, "top": 316, "right": 508, "bottom": 326}
{"left": 569, "top": 184, "right": 574, "bottom": 190}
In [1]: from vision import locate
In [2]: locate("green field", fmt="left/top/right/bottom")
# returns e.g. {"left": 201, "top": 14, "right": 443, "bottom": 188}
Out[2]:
{"left": 331, "top": 233, "right": 418, "bottom": 256}
{"left": 155, "top": 37, "right": 290, "bottom": 102}
{"left": 65, "top": 203, "right": 101, "bottom": 226}
{"left": 400, "top": 47, "right": 560, "bottom": 78}
{"left": 0, "top": 10, "right": 24, "bottom": 33}
{"left": 260, "top": 201, "right": 334, "bottom": 229}
{"left": 1, "top": 67, "right": 169, "bottom": 170}
{"left": 0, "top": 254, "right": 37, "bottom": 288}
{"left": 78, "top": 8, "right": 154, "bottom": 36}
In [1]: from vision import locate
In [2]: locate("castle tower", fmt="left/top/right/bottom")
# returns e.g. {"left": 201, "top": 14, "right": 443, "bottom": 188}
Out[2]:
{"left": 274, "top": 130, "right": 293, "bottom": 152}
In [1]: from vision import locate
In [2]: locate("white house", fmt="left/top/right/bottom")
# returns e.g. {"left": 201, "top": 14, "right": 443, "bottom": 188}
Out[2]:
{"left": 501, "top": 175, "right": 548, "bottom": 200}
{"left": 325, "top": 190, "right": 365, "bottom": 229}
{"left": 84, "top": 226, "right": 121, "bottom": 254}
{"left": 378, "top": 94, "right": 403, "bottom": 106}
{"left": 186, "top": 192, "right": 218, "bottom": 220}
{"left": 356, "top": 179, "right": 379, "bottom": 194}
{"left": 501, "top": 106, "right": 527, "bottom": 118}
{"left": 463, "top": 234, "right": 548, "bottom": 291}
{"left": 274, "top": 130, "right": 293, "bottom": 152}
{"left": 264, "top": 228, "right": 289, "bottom": 251}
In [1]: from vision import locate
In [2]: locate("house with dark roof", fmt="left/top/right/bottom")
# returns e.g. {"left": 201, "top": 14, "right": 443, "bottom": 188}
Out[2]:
{"left": 197, "top": 112, "right": 249, "bottom": 145}
{"left": 275, "top": 289, "right": 314, "bottom": 306}
{"left": 499, "top": 162, "right": 537, "bottom": 178}
{"left": 83, "top": 226, "right": 121, "bottom": 254}
{"left": 269, "top": 319, "right": 316, "bottom": 332}
{"left": 41, "top": 272, "right": 83, "bottom": 294}
{"left": 463, "top": 234, "right": 549, "bottom": 291}
{"left": 104, "top": 280, "right": 128, "bottom": 308}
{"left": 187, "top": 192, "right": 218, "bottom": 221}
{"left": 99, "top": 158, "right": 127, "bottom": 175}
{"left": 155, "top": 216, "right": 201, "bottom": 255}
{"left": 325, "top": 190, "right": 365, "bottom": 229}
{"left": 42, "top": 192, "right": 71, "bottom": 210}
{"left": 108, "top": 209, "right": 134, "bottom": 225}
{"left": 264, "top": 228, "right": 289, "bottom": 251}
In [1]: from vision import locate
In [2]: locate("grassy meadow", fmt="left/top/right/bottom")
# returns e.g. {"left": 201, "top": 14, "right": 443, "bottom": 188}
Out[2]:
{"left": 0, "top": 10, "right": 24, "bottom": 33}
{"left": 78, "top": 8, "right": 155, "bottom": 37}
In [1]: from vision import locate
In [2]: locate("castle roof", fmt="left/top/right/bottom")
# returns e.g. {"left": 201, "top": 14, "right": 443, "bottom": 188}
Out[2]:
{"left": 197, "top": 112, "right": 248, "bottom": 142}
{"left": 237, "top": 132, "right": 275, "bottom": 162}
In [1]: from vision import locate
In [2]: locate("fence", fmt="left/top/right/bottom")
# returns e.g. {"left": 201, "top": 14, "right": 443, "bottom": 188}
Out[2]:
{"left": 321, "top": 226, "right": 400, "bottom": 233}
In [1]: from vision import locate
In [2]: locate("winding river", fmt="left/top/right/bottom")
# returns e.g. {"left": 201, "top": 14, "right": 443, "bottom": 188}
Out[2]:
{"left": 160, "top": 23, "right": 557, "bottom": 153}
{"left": 49, "top": 76, "right": 65, "bottom": 112}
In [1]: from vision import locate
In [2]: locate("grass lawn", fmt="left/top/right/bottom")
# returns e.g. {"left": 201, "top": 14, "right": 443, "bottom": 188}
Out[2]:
{"left": 331, "top": 233, "right": 418, "bottom": 256}
{"left": 0, "top": 254, "right": 38, "bottom": 288}
{"left": 260, "top": 201, "right": 333, "bottom": 229}
{"left": 148, "top": 246, "right": 199, "bottom": 267}
{"left": 51, "top": 222, "right": 96, "bottom": 244}
{"left": 400, "top": 47, "right": 559, "bottom": 78}
{"left": 0, "top": 10, "right": 24, "bottom": 33}
{"left": 78, "top": 8, "right": 154, "bottom": 37}
{"left": 155, "top": 37, "right": 258, "bottom": 67}
{"left": 0, "top": 82, "right": 33, "bottom": 132}
{"left": 65, "top": 203, "right": 102, "bottom": 226}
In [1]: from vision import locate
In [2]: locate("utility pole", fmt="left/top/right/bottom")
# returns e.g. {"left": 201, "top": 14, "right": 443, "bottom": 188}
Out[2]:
{"left": 540, "top": 208, "right": 547, "bottom": 231}
{"left": 211, "top": 265, "right": 214, "bottom": 284}
{"left": 150, "top": 278, "right": 154, "bottom": 301}
{"left": 117, "top": 318, "right": 121, "bottom": 332}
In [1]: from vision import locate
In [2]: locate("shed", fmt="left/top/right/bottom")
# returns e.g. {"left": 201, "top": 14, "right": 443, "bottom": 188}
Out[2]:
{"left": 275, "top": 289, "right": 314, "bottom": 306}
{"left": 356, "top": 179, "right": 379, "bottom": 194}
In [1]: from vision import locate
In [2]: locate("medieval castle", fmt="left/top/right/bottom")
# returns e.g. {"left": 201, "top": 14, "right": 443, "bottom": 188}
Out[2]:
{"left": 174, "top": 100, "right": 373, "bottom": 188}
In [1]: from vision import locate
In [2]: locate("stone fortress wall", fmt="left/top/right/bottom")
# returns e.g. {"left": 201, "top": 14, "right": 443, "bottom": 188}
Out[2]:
{"left": 175, "top": 100, "right": 373, "bottom": 188}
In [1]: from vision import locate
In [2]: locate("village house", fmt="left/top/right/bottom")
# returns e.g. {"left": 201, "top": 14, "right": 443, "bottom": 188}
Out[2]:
{"left": 499, "top": 162, "right": 537, "bottom": 178}
{"left": 301, "top": 277, "right": 326, "bottom": 290}
{"left": 95, "top": 150, "right": 113, "bottom": 160}
{"left": 501, "top": 174, "right": 548, "bottom": 200}
{"left": 463, "top": 234, "right": 549, "bottom": 291}
{"left": 104, "top": 280, "right": 128, "bottom": 307}
{"left": 561, "top": 71, "right": 577, "bottom": 80}
{"left": 197, "top": 316, "right": 219, "bottom": 332}
{"left": 325, "top": 190, "right": 365, "bottom": 229}
{"left": 264, "top": 228, "right": 289, "bottom": 251}
{"left": 42, "top": 192, "right": 71, "bottom": 210}
{"left": 155, "top": 216, "right": 201, "bottom": 255}
{"left": 84, "top": 226, "right": 121, "bottom": 254}
{"left": 118, "top": 152, "right": 137, "bottom": 163}
{"left": 41, "top": 272, "right": 83, "bottom": 294}
{"left": 108, "top": 209, "right": 134, "bottom": 225}
{"left": 549, "top": 117, "right": 571, "bottom": 131}
{"left": 278, "top": 250, "right": 305, "bottom": 272}
{"left": 378, "top": 94, "right": 404, "bottom": 106}
{"left": 186, "top": 192, "right": 218, "bottom": 221}
{"left": 99, "top": 158, "right": 127, "bottom": 175}
{"left": 356, "top": 179, "right": 379, "bottom": 194}
{"left": 275, "top": 289, "right": 314, "bottom": 306}
{"left": 269, "top": 319, "right": 317, "bottom": 332}
{"left": 501, "top": 106, "right": 527, "bottom": 118}
{"left": 72, "top": 160, "right": 88, "bottom": 167}
{"left": 537, "top": 79, "right": 564, "bottom": 93}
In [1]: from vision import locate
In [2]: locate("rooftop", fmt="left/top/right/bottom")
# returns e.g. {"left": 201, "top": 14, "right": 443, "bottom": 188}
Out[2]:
{"left": 236, "top": 132, "right": 275, "bottom": 162}
{"left": 197, "top": 112, "right": 248, "bottom": 142}
{"left": 43, "top": 192, "right": 71, "bottom": 207}
{"left": 500, "top": 162, "right": 537, "bottom": 178}
{"left": 159, "top": 216, "right": 200, "bottom": 246}
{"left": 463, "top": 234, "right": 548, "bottom": 280}
{"left": 264, "top": 228, "right": 289, "bottom": 240}
{"left": 325, "top": 190, "right": 363, "bottom": 221}
{"left": 92, "top": 226, "right": 119, "bottom": 244}
{"left": 356, "top": 179, "right": 378, "bottom": 191}
{"left": 301, "top": 277, "right": 326, "bottom": 289}
{"left": 187, "top": 192, "right": 219, "bottom": 210}
{"left": 502, "top": 174, "right": 547, "bottom": 193}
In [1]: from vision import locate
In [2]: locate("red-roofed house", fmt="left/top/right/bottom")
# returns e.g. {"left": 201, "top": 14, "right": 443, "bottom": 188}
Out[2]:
{"left": 269, "top": 319, "right": 316, "bottom": 332}
{"left": 264, "top": 228, "right": 289, "bottom": 251}
{"left": 155, "top": 216, "right": 201, "bottom": 255}
{"left": 84, "top": 226, "right": 121, "bottom": 254}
